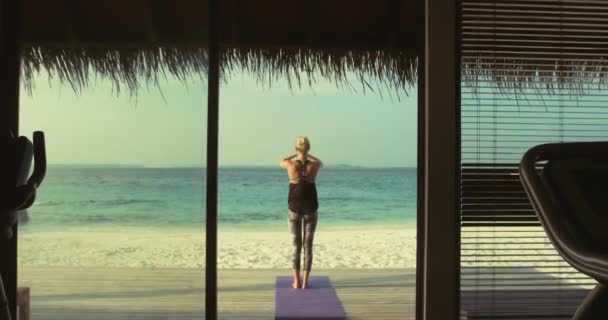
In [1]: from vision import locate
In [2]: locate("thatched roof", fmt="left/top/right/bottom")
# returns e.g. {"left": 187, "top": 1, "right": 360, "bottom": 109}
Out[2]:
{"left": 20, "top": 0, "right": 421, "bottom": 95}
{"left": 22, "top": 0, "right": 606, "bottom": 96}
{"left": 460, "top": 0, "right": 608, "bottom": 95}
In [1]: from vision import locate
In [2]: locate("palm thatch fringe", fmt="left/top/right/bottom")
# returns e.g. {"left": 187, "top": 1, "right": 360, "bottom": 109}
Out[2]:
{"left": 21, "top": 46, "right": 418, "bottom": 98}
{"left": 462, "top": 58, "right": 608, "bottom": 96}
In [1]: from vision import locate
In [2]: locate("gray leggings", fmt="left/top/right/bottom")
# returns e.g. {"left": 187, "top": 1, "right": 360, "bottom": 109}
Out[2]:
{"left": 288, "top": 209, "right": 318, "bottom": 271}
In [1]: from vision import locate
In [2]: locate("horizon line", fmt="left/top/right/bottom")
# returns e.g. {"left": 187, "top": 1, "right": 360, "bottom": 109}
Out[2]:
{"left": 48, "top": 163, "right": 417, "bottom": 169}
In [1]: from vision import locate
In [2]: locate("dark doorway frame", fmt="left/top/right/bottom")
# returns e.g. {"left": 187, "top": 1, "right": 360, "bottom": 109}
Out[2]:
{"left": 0, "top": 0, "right": 461, "bottom": 319}
{"left": 421, "top": 0, "right": 460, "bottom": 319}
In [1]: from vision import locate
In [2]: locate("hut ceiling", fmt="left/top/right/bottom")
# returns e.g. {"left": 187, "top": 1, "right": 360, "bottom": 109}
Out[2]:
{"left": 22, "top": 0, "right": 419, "bottom": 51}
{"left": 20, "top": 0, "right": 421, "bottom": 95}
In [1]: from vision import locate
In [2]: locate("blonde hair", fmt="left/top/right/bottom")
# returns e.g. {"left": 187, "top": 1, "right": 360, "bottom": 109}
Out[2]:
{"left": 295, "top": 136, "right": 310, "bottom": 153}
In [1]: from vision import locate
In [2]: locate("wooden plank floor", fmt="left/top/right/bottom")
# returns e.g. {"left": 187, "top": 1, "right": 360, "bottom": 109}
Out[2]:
{"left": 461, "top": 289, "right": 589, "bottom": 320}
{"left": 19, "top": 266, "right": 416, "bottom": 320}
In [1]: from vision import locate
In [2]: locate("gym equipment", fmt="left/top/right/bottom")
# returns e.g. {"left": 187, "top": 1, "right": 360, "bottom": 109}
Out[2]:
{"left": 520, "top": 142, "right": 608, "bottom": 319}
{"left": 0, "top": 131, "right": 46, "bottom": 320}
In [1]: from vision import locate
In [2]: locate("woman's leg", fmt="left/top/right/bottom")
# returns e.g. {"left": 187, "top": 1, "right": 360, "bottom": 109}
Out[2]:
{"left": 301, "top": 211, "right": 318, "bottom": 289}
{"left": 288, "top": 210, "right": 303, "bottom": 288}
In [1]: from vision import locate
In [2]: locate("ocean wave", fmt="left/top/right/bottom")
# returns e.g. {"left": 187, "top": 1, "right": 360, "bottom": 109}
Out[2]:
{"left": 219, "top": 212, "right": 279, "bottom": 223}
{"left": 320, "top": 197, "right": 371, "bottom": 201}
{"left": 35, "top": 199, "right": 164, "bottom": 207}
{"left": 80, "top": 199, "right": 163, "bottom": 206}
{"left": 34, "top": 201, "right": 65, "bottom": 207}
{"left": 33, "top": 211, "right": 182, "bottom": 225}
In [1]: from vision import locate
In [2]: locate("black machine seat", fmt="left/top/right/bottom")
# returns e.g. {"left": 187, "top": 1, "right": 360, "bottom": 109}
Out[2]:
{"left": 0, "top": 136, "right": 32, "bottom": 235}
{"left": 520, "top": 142, "right": 608, "bottom": 319}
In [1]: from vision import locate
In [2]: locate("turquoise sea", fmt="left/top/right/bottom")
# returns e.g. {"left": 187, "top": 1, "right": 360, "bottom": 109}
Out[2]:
{"left": 24, "top": 166, "right": 417, "bottom": 231}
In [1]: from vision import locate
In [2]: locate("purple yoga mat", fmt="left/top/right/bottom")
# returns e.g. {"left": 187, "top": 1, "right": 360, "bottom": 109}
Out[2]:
{"left": 275, "top": 276, "right": 346, "bottom": 320}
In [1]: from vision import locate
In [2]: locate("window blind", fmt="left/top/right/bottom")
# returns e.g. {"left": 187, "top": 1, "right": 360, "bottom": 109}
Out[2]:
{"left": 458, "top": 1, "right": 608, "bottom": 318}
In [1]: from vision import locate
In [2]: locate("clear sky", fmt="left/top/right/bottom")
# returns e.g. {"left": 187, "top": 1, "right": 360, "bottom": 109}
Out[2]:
{"left": 19, "top": 71, "right": 417, "bottom": 167}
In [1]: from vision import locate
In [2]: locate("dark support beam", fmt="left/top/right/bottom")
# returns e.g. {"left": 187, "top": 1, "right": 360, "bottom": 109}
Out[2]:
{"left": 143, "top": 1, "right": 159, "bottom": 43}
{"left": 0, "top": 0, "right": 23, "bottom": 318}
{"left": 415, "top": 0, "right": 425, "bottom": 318}
{"left": 227, "top": 0, "right": 239, "bottom": 45}
{"left": 64, "top": 0, "right": 79, "bottom": 44}
{"left": 304, "top": 1, "right": 317, "bottom": 47}
{"left": 386, "top": 0, "right": 402, "bottom": 49}
{"left": 20, "top": 41, "right": 416, "bottom": 52}
{"left": 415, "top": 60, "right": 425, "bottom": 320}
{"left": 205, "top": 0, "right": 219, "bottom": 319}
{"left": 423, "top": 0, "right": 460, "bottom": 318}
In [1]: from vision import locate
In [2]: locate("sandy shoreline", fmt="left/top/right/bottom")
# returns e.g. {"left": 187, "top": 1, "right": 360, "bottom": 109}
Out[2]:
{"left": 18, "top": 225, "right": 417, "bottom": 269}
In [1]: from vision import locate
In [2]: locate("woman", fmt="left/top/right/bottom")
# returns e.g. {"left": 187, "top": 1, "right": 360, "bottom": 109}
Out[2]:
{"left": 280, "top": 136, "right": 323, "bottom": 289}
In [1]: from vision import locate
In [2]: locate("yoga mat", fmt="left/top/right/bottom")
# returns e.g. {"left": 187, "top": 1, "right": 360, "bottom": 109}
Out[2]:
{"left": 275, "top": 276, "right": 346, "bottom": 320}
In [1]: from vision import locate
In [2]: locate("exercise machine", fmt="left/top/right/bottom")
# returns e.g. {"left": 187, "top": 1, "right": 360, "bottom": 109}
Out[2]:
{"left": 520, "top": 142, "right": 608, "bottom": 319}
{"left": 0, "top": 131, "right": 46, "bottom": 320}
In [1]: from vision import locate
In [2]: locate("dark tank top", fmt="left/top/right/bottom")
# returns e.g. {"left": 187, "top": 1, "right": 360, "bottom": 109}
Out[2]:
{"left": 288, "top": 160, "right": 318, "bottom": 214}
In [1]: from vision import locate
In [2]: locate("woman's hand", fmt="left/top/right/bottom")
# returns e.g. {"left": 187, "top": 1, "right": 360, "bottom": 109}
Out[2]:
{"left": 280, "top": 153, "right": 297, "bottom": 168}
{"left": 307, "top": 154, "right": 323, "bottom": 168}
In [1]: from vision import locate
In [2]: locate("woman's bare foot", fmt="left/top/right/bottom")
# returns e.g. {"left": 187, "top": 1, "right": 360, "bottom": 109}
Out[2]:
{"left": 292, "top": 269, "right": 301, "bottom": 289}
{"left": 301, "top": 270, "right": 311, "bottom": 289}
{"left": 292, "top": 280, "right": 301, "bottom": 289}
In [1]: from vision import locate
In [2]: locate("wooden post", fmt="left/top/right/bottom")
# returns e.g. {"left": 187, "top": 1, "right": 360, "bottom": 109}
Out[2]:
{"left": 415, "top": 0, "right": 426, "bottom": 318}
{"left": 205, "top": 0, "right": 220, "bottom": 318}
{"left": 0, "top": 0, "right": 23, "bottom": 318}
{"left": 423, "top": 0, "right": 460, "bottom": 319}
{"left": 415, "top": 23, "right": 426, "bottom": 320}
{"left": 17, "top": 287, "right": 29, "bottom": 320}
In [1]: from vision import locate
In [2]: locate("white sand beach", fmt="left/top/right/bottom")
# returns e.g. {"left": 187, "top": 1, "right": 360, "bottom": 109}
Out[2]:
{"left": 18, "top": 225, "right": 593, "bottom": 288}
{"left": 18, "top": 225, "right": 417, "bottom": 269}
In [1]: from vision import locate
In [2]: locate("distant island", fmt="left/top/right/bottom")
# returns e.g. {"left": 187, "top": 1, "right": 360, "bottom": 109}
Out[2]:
{"left": 330, "top": 164, "right": 415, "bottom": 169}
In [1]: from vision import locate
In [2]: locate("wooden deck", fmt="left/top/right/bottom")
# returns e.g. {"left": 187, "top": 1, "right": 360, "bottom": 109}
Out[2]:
{"left": 461, "top": 289, "right": 589, "bottom": 320}
{"left": 18, "top": 266, "right": 416, "bottom": 320}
